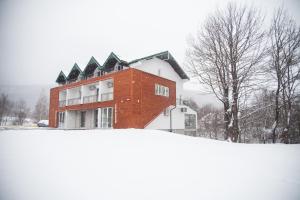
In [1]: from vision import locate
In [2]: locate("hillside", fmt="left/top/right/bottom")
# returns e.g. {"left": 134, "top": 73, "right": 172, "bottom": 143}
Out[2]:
{"left": 0, "top": 129, "right": 299, "bottom": 200}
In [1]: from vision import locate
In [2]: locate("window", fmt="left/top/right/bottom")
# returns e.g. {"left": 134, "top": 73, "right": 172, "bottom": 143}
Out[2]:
{"left": 101, "top": 107, "right": 113, "bottom": 128}
{"left": 80, "top": 111, "right": 86, "bottom": 127}
{"left": 117, "top": 65, "right": 123, "bottom": 71}
{"left": 155, "top": 84, "right": 169, "bottom": 97}
{"left": 58, "top": 112, "right": 64, "bottom": 128}
{"left": 58, "top": 112, "right": 65, "bottom": 127}
{"left": 97, "top": 71, "right": 105, "bottom": 76}
{"left": 185, "top": 114, "right": 196, "bottom": 129}
{"left": 94, "top": 109, "right": 98, "bottom": 128}
{"left": 59, "top": 112, "right": 64, "bottom": 123}
{"left": 96, "top": 88, "right": 99, "bottom": 101}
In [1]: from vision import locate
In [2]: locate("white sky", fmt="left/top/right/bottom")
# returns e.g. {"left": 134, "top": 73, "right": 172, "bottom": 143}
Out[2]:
{"left": 0, "top": 0, "right": 299, "bottom": 86}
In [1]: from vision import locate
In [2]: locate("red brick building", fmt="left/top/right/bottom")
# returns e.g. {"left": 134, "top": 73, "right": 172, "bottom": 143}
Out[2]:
{"left": 49, "top": 51, "right": 197, "bottom": 133}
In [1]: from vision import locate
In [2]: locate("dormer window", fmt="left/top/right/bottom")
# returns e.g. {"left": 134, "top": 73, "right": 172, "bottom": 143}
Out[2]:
{"left": 83, "top": 56, "right": 101, "bottom": 79}
{"left": 97, "top": 70, "right": 105, "bottom": 76}
{"left": 66, "top": 63, "right": 82, "bottom": 83}
{"left": 117, "top": 65, "right": 123, "bottom": 71}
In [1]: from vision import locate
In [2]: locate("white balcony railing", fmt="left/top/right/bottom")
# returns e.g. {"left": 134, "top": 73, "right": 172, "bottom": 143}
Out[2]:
{"left": 59, "top": 100, "right": 66, "bottom": 107}
{"left": 68, "top": 97, "right": 81, "bottom": 106}
{"left": 83, "top": 95, "right": 98, "bottom": 104}
{"left": 101, "top": 92, "right": 113, "bottom": 101}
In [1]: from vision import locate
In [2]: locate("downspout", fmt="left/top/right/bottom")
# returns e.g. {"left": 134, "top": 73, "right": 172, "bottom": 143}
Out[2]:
{"left": 170, "top": 105, "right": 177, "bottom": 132}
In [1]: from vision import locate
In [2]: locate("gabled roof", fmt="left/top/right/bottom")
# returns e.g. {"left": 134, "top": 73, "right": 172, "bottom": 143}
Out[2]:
{"left": 129, "top": 51, "right": 189, "bottom": 80}
{"left": 102, "top": 52, "right": 128, "bottom": 72}
{"left": 66, "top": 63, "right": 82, "bottom": 80}
{"left": 83, "top": 56, "right": 101, "bottom": 76}
{"left": 56, "top": 71, "right": 67, "bottom": 84}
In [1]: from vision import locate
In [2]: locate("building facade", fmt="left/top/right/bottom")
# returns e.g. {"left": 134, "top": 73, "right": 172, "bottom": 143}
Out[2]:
{"left": 49, "top": 51, "right": 197, "bottom": 133}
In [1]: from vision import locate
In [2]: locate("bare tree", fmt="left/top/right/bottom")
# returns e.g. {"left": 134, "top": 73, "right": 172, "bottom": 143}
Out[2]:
{"left": 14, "top": 99, "right": 30, "bottom": 125}
{"left": 268, "top": 8, "right": 300, "bottom": 143}
{"left": 186, "top": 2, "right": 265, "bottom": 142}
{"left": 33, "top": 90, "right": 49, "bottom": 121}
{"left": 197, "top": 104, "right": 223, "bottom": 139}
{"left": 0, "top": 93, "right": 13, "bottom": 126}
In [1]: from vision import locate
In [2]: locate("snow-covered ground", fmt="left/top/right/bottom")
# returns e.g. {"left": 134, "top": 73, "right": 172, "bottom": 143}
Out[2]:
{"left": 0, "top": 129, "right": 299, "bottom": 200}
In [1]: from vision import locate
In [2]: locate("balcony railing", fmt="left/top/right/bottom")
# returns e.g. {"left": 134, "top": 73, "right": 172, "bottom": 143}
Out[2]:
{"left": 101, "top": 92, "right": 113, "bottom": 101}
{"left": 68, "top": 97, "right": 81, "bottom": 105}
{"left": 83, "top": 95, "right": 98, "bottom": 104}
{"left": 59, "top": 100, "right": 66, "bottom": 107}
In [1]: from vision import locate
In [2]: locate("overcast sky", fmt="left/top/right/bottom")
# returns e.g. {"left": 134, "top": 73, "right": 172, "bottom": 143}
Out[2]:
{"left": 0, "top": 0, "right": 299, "bottom": 87}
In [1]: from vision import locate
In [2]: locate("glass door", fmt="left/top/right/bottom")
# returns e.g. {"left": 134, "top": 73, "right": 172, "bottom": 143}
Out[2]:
{"left": 94, "top": 109, "right": 98, "bottom": 128}
{"left": 101, "top": 107, "right": 113, "bottom": 128}
{"left": 80, "top": 111, "right": 86, "bottom": 128}
{"left": 58, "top": 112, "right": 65, "bottom": 128}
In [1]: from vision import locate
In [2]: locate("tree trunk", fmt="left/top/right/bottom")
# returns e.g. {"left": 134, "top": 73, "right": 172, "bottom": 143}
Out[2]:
{"left": 272, "top": 81, "right": 280, "bottom": 143}
{"left": 223, "top": 87, "right": 230, "bottom": 140}
{"left": 231, "top": 63, "right": 239, "bottom": 143}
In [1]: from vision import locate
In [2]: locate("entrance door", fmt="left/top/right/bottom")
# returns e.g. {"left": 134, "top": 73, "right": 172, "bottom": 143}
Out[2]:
{"left": 101, "top": 107, "right": 113, "bottom": 128}
{"left": 80, "top": 111, "right": 86, "bottom": 128}
{"left": 94, "top": 109, "right": 98, "bottom": 128}
{"left": 58, "top": 112, "right": 65, "bottom": 128}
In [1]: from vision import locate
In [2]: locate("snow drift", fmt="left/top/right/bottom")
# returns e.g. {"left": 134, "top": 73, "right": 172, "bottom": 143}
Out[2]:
{"left": 0, "top": 129, "right": 299, "bottom": 200}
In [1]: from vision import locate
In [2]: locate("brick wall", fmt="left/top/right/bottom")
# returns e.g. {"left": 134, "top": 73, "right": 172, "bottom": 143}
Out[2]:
{"left": 49, "top": 68, "right": 176, "bottom": 129}
{"left": 49, "top": 88, "right": 59, "bottom": 127}
{"left": 134, "top": 70, "right": 176, "bottom": 128}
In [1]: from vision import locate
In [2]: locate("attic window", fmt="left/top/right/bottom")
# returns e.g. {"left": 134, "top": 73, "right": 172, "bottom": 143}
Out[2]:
{"left": 117, "top": 65, "right": 123, "bottom": 71}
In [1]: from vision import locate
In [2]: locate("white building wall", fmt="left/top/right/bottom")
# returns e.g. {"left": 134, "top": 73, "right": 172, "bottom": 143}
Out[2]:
{"left": 130, "top": 58, "right": 186, "bottom": 99}
{"left": 145, "top": 105, "right": 197, "bottom": 130}
{"left": 85, "top": 110, "right": 95, "bottom": 129}
{"left": 65, "top": 111, "right": 74, "bottom": 129}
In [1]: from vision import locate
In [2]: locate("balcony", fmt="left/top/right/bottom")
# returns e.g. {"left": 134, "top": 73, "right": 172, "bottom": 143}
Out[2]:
{"left": 83, "top": 95, "right": 98, "bottom": 104}
{"left": 68, "top": 97, "right": 81, "bottom": 106}
{"left": 101, "top": 92, "right": 113, "bottom": 101}
{"left": 59, "top": 100, "right": 66, "bottom": 107}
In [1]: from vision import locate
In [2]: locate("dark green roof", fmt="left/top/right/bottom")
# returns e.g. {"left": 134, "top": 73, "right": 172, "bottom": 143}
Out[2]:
{"left": 102, "top": 52, "right": 128, "bottom": 72}
{"left": 56, "top": 51, "right": 189, "bottom": 83}
{"left": 129, "top": 51, "right": 189, "bottom": 80}
{"left": 56, "top": 71, "right": 67, "bottom": 84}
{"left": 83, "top": 56, "right": 101, "bottom": 76}
{"left": 66, "top": 63, "right": 82, "bottom": 80}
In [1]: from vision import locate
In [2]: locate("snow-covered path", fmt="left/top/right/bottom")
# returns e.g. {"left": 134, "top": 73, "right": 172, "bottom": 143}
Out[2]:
{"left": 0, "top": 129, "right": 299, "bottom": 200}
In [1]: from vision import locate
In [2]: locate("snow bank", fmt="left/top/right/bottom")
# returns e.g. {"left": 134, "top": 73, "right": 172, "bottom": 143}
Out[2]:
{"left": 0, "top": 129, "right": 299, "bottom": 200}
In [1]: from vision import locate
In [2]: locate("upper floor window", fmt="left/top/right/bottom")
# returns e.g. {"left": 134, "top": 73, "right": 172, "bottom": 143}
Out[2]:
{"left": 97, "top": 71, "right": 105, "bottom": 77}
{"left": 117, "top": 65, "right": 123, "bottom": 71}
{"left": 155, "top": 84, "right": 169, "bottom": 97}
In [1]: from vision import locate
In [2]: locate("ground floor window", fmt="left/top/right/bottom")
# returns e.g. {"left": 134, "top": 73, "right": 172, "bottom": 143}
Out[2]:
{"left": 80, "top": 111, "right": 86, "bottom": 128}
{"left": 101, "top": 107, "right": 113, "bottom": 128}
{"left": 185, "top": 114, "right": 196, "bottom": 129}
{"left": 58, "top": 112, "right": 65, "bottom": 127}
